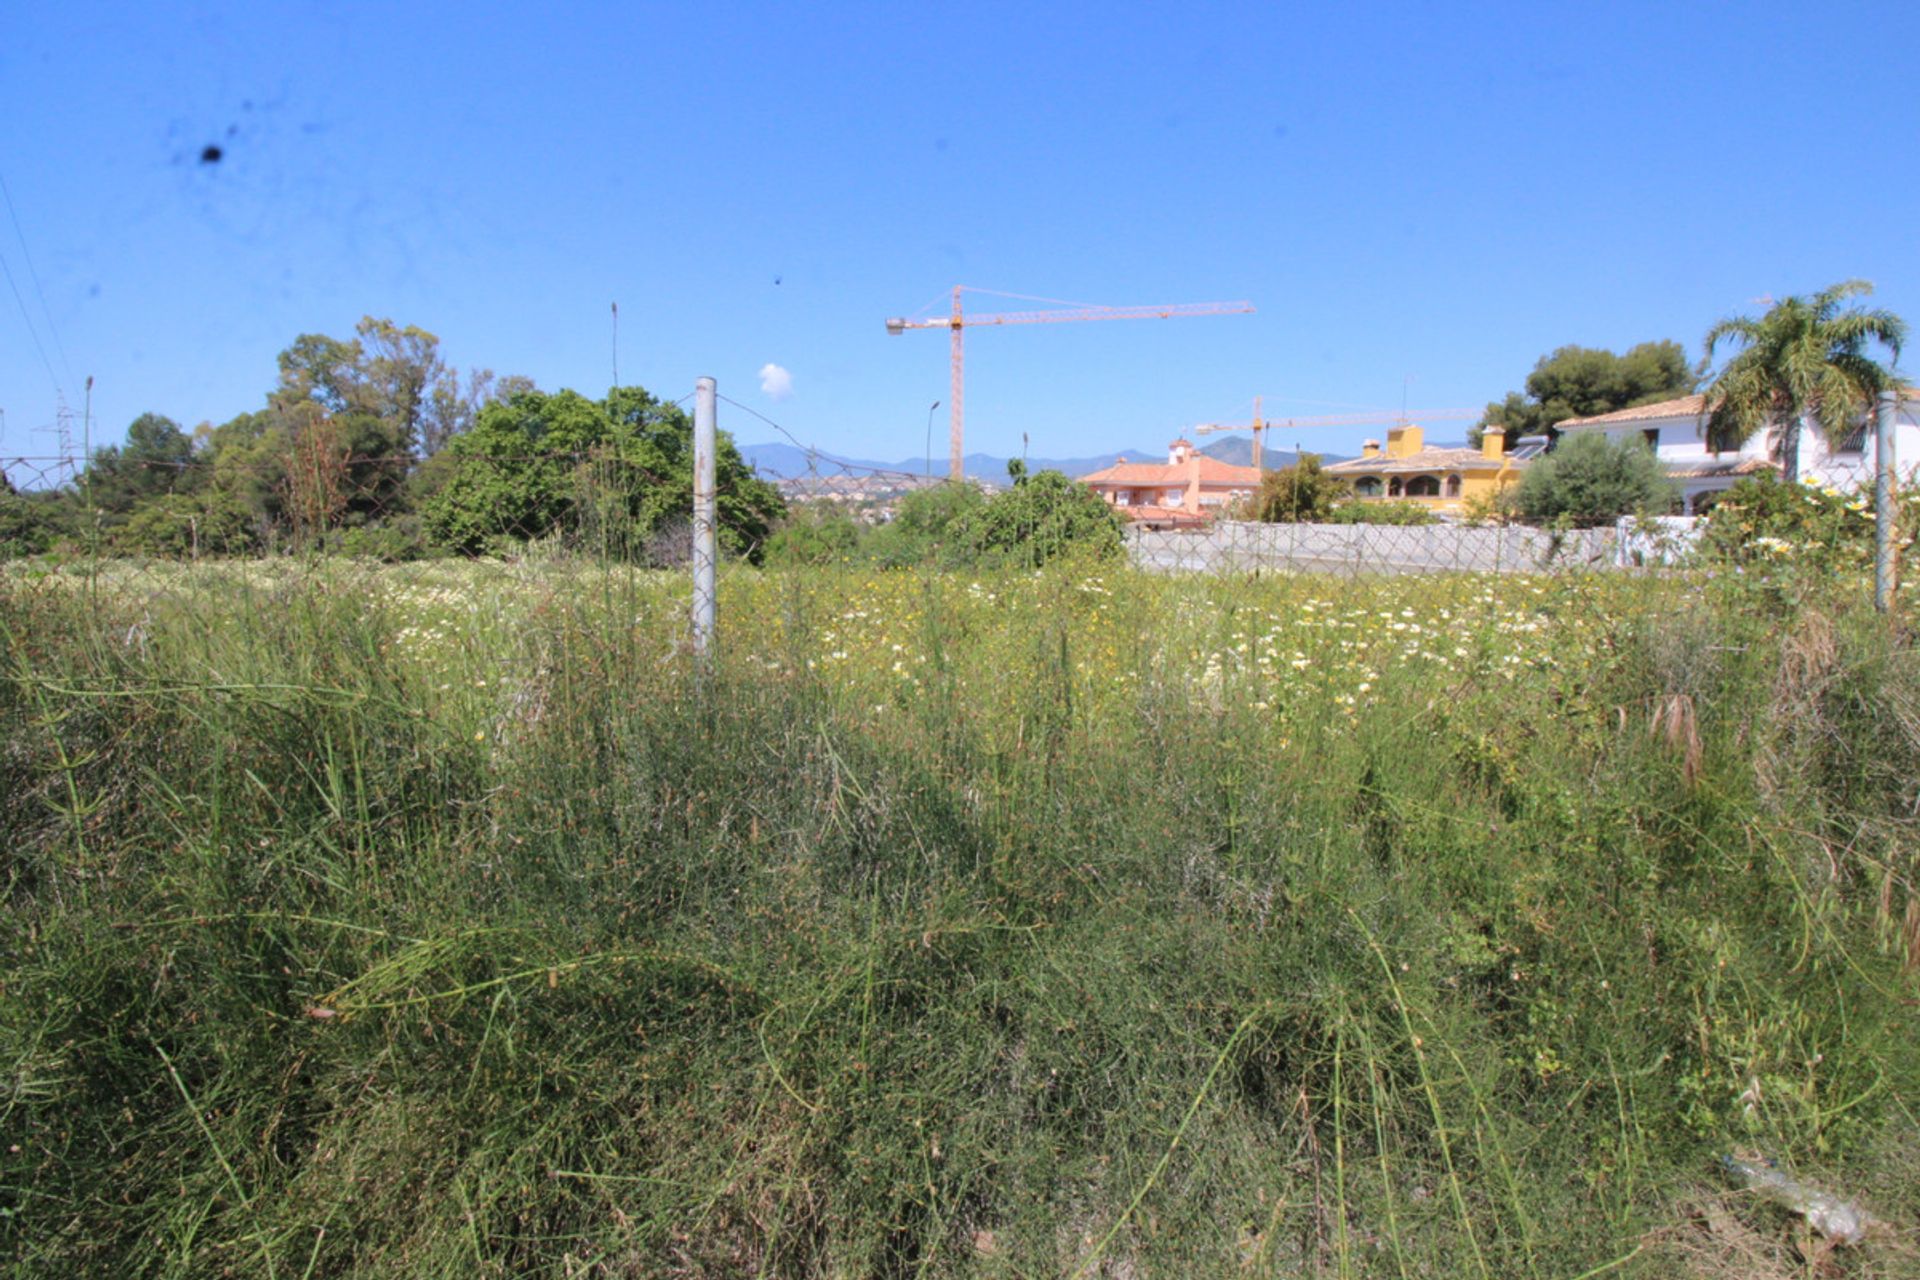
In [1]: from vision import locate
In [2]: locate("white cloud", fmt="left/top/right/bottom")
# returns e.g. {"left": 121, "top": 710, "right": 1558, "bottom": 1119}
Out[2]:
{"left": 758, "top": 362, "right": 793, "bottom": 401}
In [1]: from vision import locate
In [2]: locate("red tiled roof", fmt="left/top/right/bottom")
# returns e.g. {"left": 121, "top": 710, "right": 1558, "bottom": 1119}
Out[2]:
{"left": 1082, "top": 455, "right": 1261, "bottom": 486}
{"left": 1557, "top": 395, "right": 1707, "bottom": 428}
{"left": 1325, "top": 447, "right": 1514, "bottom": 475}
{"left": 1121, "top": 504, "right": 1211, "bottom": 526}
{"left": 1665, "top": 457, "right": 1775, "bottom": 480}
{"left": 1562, "top": 388, "right": 1920, "bottom": 430}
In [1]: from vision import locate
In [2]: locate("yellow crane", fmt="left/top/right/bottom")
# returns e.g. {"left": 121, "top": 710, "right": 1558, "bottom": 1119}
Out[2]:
{"left": 887, "top": 286, "right": 1254, "bottom": 481}
{"left": 1193, "top": 404, "right": 1483, "bottom": 476}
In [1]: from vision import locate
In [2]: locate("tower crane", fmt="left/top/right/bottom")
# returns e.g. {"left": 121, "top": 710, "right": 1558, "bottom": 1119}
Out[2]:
{"left": 886, "top": 286, "right": 1254, "bottom": 481}
{"left": 1193, "top": 405, "right": 1483, "bottom": 474}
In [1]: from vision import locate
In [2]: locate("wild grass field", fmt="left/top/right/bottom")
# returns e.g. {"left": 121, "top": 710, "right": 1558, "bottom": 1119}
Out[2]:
{"left": 3, "top": 557, "right": 1918, "bottom": 1278}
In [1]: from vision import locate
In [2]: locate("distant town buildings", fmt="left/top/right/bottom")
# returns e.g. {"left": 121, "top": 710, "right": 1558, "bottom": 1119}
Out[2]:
{"left": 772, "top": 472, "right": 984, "bottom": 523}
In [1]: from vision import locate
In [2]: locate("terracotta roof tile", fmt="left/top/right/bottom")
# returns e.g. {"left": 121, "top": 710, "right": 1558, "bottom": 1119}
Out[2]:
{"left": 1664, "top": 457, "right": 1775, "bottom": 480}
{"left": 1081, "top": 456, "right": 1261, "bottom": 486}
{"left": 1557, "top": 396, "right": 1707, "bottom": 428}
{"left": 1324, "top": 447, "right": 1513, "bottom": 475}
{"left": 1121, "top": 504, "right": 1211, "bottom": 526}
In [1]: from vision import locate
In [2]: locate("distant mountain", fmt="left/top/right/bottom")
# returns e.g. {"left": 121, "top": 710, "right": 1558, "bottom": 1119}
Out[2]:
{"left": 1197, "top": 437, "right": 1350, "bottom": 469}
{"left": 740, "top": 443, "right": 1163, "bottom": 483}
{"left": 739, "top": 439, "right": 1349, "bottom": 484}
{"left": 737, "top": 442, "right": 900, "bottom": 480}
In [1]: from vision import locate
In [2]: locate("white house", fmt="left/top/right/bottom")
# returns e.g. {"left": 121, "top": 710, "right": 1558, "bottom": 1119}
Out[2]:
{"left": 1555, "top": 392, "right": 1920, "bottom": 513}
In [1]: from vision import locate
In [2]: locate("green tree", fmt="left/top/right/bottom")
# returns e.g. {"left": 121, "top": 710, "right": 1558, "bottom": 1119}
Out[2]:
{"left": 1702, "top": 281, "right": 1907, "bottom": 483}
{"left": 1243, "top": 454, "right": 1350, "bottom": 522}
{"left": 82, "top": 413, "right": 199, "bottom": 518}
{"left": 0, "top": 479, "right": 69, "bottom": 557}
{"left": 1513, "top": 432, "right": 1678, "bottom": 528}
{"left": 1475, "top": 341, "right": 1697, "bottom": 446}
{"left": 949, "top": 468, "right": 1125, "bottom": 568}
{"left": 866, "top": 482, "right": 989, "bottom": 569}
{"left": 766, "top": 502, "right": 862, "bottom": 567}
{"left": 421, "top": 384, "right": 782, "bottom": 559}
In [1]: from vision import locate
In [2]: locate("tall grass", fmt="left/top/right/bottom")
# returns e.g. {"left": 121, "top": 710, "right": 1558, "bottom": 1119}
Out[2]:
{"left": 2, "top": 558, "right": 1917, "bottom": 1277}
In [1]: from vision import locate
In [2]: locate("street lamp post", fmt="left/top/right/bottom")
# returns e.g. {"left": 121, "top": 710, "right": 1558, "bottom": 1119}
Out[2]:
{"left": 925, "top": 401, "right": 941, "bottom": 479}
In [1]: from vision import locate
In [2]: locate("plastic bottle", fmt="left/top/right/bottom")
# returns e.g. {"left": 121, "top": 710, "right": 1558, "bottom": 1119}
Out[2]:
{"left": 1721, "top": 1155, "right": 1867, "bottom": 1245}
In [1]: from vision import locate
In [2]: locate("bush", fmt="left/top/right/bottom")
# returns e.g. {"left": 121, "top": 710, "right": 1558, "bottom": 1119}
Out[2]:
{"left": 0, "top": 488, "right": 67, "bottom": 559}
{"left": 333, "top": 516, "right": 431, "bottom": 562}
{"left": 1701, "top": 473, "right": 1915, "bottom": 572}
{"left": 1242, "top": 454, "right": 1350, "bottom": 522}
{"left": 865, "top": 481, "right": 989, "bottom": 568}
{"left": 1328, "top": 500, "right": 1435, "bottom": 526}
{"left": 948, "top": 467, "right": 1125, "bottom": 568}
{"left": 1513, "top": 432, "right": 1678, "bottom": 527}
{"left": 112, "top": 491, "right": 258, "bottom": 558}
{"left": 766, "top": 502, "right": 862, "bottom": 567}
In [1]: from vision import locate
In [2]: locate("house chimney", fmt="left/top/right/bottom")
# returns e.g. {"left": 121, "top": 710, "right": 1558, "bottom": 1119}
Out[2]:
{"left": 1361, "top": 439, "right": 1381, "bottom": 459}
{"left": 1481, "top": 426, "right": 1505, "bottom": 460}
{"left": 1168, "top": 437, "right": 1193, "bottom": 466}
{"left": 1385, "top": 424, "right": 1423, "bottom": 458}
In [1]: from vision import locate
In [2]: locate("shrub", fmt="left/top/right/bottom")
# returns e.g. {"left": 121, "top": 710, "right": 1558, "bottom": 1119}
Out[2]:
{"left": 865, "top": 481, "right": 989, "bottom": 568}
{"left": 1513, "top": 432, "right": 1678, "bottom": 527}
{"left": 948, "top": 467, "right": 1124, "bottom": 568}
{"left": 0, "top": 488, "right": 67, "bottom": 558}
{"left": 1242, "top": 454, "right": 1350, "bottom": 522}
{"left": 1701, "top": 472, "right": 1915, "bottom": 572}
{"left": 333, "top": 516, "right": 431, "bottom": 562}
{"left": 766, "top": 502, "right": 862, "bottom": 567}
{"left": 1328, "top": 500, "right": 1435, "bottom": 526}
{"left": 112, "top": 491, "right": 258, "bottom": 558}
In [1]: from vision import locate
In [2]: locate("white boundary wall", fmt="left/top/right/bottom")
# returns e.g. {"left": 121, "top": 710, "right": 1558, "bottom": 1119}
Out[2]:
{"left": 1128, "top": 519, "right": 1700, "bottom": 576}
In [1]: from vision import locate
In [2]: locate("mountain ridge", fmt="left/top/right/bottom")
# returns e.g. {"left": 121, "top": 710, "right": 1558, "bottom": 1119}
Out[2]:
{"left": 739, "top": 438, "right": 1346, "bottom": 483}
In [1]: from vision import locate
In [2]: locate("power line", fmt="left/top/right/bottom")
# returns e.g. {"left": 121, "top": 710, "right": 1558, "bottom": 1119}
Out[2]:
{"left": 0, "top": 169, "right": 76, "bottom": 395}
{"left": 0, "top": 245, "right": 63, "bottom": 405}
{"left": 715, "top": 392, "right": 929, "bottom": 483}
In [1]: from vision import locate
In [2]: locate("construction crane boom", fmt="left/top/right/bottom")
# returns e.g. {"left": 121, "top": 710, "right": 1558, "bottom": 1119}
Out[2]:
{"left": 887, "top": 286, "right": 1254, "bottom": 481}
{"left": 1193, "top": 405, "right": 1482, "bottom": 476}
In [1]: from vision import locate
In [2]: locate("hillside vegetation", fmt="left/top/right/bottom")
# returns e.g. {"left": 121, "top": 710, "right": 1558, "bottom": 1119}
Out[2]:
{"left": 3, "top": 560, "right": 1917, "bottom": 1277}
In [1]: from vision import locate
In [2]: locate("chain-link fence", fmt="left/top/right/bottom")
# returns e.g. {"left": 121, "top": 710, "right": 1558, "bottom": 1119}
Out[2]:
{"left": 1126, "top": 516, "right": 1702, "bottom": 576}
{"left": 2, "top": 382, "right": 1909, "bottom": 632}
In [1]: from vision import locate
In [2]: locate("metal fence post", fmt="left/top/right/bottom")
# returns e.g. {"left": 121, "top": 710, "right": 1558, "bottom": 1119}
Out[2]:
{"left": 1876, "top": 391, "right": 1897, "bottom": 613}
{"left": 692, "top": 377, "right": 718, "bottom": 663}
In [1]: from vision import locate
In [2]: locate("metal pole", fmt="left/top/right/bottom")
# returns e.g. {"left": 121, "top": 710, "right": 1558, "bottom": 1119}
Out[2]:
{"left": 692, "top": 377, "right": 718, "bottom": 662}
{"left": 1875, "top": 391, "right": 1897, "bottom": 613}
{"left": 949, "top": 288, "right": 965, "bottom": 482}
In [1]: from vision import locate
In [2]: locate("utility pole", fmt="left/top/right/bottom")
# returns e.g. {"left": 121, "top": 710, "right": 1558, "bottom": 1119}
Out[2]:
{"left": 692, "top": 377, "right": 717, "bottom": 665}
{"left": 1876, "top": 391, "right": 1899, "bottom": 613}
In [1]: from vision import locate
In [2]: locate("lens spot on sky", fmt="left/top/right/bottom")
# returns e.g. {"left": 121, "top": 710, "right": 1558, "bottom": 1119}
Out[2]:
{"left": 200, "top": 145, "right": 224, "bottom": 165}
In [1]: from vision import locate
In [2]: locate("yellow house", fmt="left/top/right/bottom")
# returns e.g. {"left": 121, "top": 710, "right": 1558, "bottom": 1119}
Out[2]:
{"left": 1322, "top": 424, "right": 1529, "bottom": 514}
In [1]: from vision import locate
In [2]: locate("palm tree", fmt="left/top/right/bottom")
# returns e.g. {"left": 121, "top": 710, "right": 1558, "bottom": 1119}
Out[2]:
{"left": 1702, "top": 280, "right": 1906, "bottom": 483}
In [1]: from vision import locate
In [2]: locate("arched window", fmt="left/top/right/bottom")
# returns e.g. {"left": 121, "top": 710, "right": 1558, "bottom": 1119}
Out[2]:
{"left": 1405, "top": 475, "right": 1440, "bottom": 498}
{"left": 1444, "top": 474, "right": 1462, "bottom": 498}
{"left": 1355, "top": 477, "right": 1383, "bottom": 497}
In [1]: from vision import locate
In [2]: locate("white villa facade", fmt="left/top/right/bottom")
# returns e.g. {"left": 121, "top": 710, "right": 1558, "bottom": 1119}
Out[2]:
{"left": 1556, "top": 392, "right": 1920, "bottom": 513}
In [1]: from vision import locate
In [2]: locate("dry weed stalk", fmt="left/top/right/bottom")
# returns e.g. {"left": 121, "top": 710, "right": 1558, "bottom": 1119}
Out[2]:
{"left": 1651, "top": 693, "right": 1704, "bottom": 787}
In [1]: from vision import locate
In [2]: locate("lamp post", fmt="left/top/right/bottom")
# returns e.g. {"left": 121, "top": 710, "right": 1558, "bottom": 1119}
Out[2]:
{"left": 924, "top": 401, "right": 940, "bottom": 480}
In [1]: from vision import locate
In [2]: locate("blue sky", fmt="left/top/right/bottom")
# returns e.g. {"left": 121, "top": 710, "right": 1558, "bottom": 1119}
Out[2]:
{"left": 4, "top": 0, "right": 1916, "bottom": 468}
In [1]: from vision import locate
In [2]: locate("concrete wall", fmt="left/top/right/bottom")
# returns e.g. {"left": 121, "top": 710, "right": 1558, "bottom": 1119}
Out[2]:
{"left": 1126, "top": 519, "right": 1697, "bottom": 576}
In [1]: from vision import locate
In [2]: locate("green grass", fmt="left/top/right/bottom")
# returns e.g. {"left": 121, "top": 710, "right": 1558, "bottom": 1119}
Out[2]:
{"left": 2, "top": 557, "right": 1917, "bottom": 1277}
